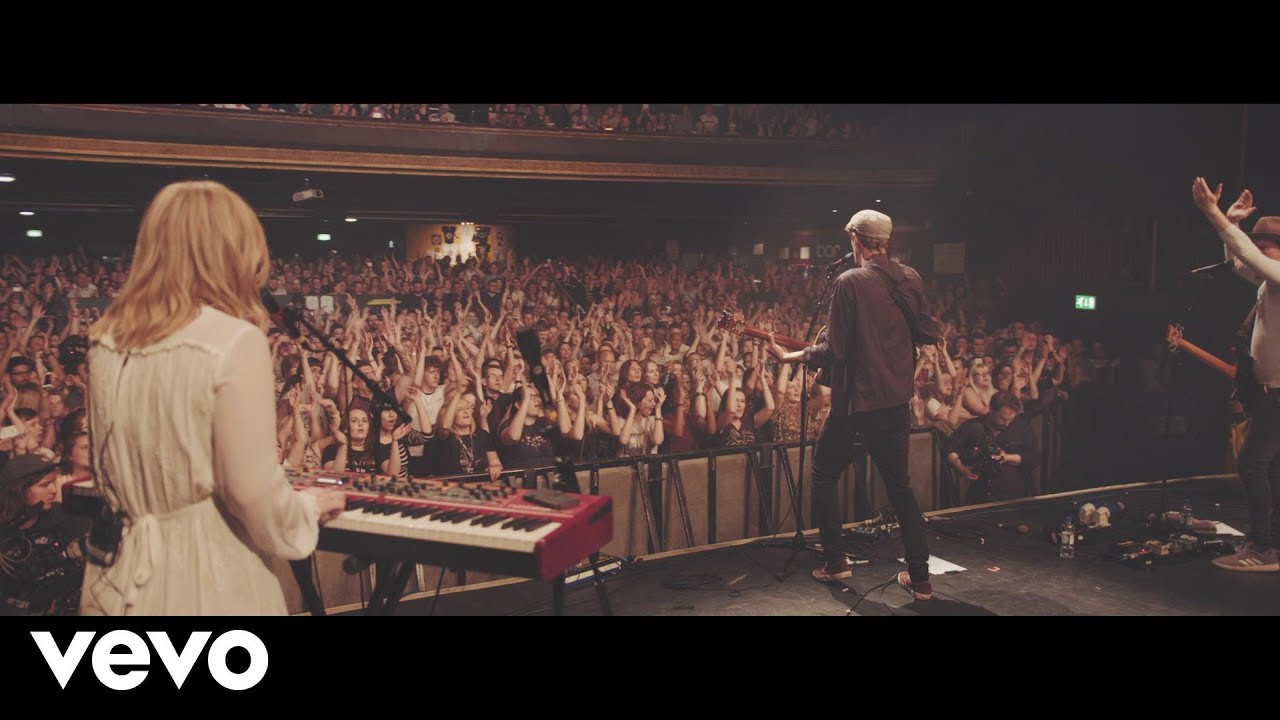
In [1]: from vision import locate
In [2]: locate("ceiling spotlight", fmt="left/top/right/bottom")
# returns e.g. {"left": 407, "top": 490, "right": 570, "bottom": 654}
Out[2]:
{"left": 0, "top": 174, "right": 15, "bottom": 183}
{"left": 875, "top": 199, "right": 882, "bottom": 203}
{"left": 19, "top": 211, "right": 34, "bottom": 216}
{"left": 317, "top": 233, "right": 331, "bottom": 241}
{"left": 345, "top": 217, "right": 358, "bottom": 223}
{"left": 27, "top": 229, "right": 43, "bottom": 238}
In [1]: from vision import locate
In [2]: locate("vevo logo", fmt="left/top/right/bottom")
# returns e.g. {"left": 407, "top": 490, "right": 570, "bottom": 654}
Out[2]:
{"left": 31, "top": 630, "right": 268, "bottom": 691}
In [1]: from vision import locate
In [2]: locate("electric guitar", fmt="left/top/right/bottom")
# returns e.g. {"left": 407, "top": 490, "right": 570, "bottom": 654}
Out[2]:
{"left": 1166, "top": 323, "right": 1236, "bottom": 380}
{"left": 1166, "top": 323, "right": 1261, "bottom": 414}
{"left": 716, "top": 310, "right": 813, "bottom": 351}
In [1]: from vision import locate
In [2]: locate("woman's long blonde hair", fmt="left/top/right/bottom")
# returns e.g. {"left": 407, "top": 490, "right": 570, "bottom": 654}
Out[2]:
{"left": 91, "top": 180, "right": 271, "bottom": 350}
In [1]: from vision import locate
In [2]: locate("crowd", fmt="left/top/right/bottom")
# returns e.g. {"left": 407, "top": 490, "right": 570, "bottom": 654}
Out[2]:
{"left": 191, "top": 103, "right": 878, "bottom": 142}
{"left": 1, "top": 245, "right": 1130, "bottom": 615}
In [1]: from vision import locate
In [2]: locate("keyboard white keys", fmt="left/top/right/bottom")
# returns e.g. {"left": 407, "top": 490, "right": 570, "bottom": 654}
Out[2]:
{"left": 327, "top": 500, "right": 562, "bottom": 554}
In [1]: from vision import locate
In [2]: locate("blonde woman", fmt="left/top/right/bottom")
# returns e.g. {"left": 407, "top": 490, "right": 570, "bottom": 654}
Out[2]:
{"left": 82, "top": 181, "right": 344, "bottom": 616}
{"left": 962, "top": 360, "right": 997, "bottom": 418}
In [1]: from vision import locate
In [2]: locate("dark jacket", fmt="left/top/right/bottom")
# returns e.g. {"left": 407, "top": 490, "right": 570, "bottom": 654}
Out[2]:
{"left": 804, "top": 255, "right": 928, "bottom": 415}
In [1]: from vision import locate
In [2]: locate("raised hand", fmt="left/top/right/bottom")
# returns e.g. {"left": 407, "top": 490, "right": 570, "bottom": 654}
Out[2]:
{"left": 702, "top": 373, "right": 716, "bottom": 395}
{"left": 1192, "top": 177, "right": 1223, "bottom": 215}
{"left": 1226, "top": 188, "right": 1259, "bottom": 226}
{"left": 766, "top": 332, "right": 786, "bottom": 360}
{"left": 330, "top": 419, "right": 348, "bottom": 446}
{"left": 550, "top": 362, "right": 566, "bottom": 400}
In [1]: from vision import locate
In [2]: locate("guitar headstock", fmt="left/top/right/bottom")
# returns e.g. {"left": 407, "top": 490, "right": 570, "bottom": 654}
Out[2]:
{"left": 716, "top": 309, "right": 745, "bottom": 333}
{"left": 1166, "top": 323, "right": 1184, "bottom": 349}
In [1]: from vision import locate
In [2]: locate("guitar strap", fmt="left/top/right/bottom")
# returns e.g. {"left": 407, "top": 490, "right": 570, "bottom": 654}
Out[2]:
{"left": 1232, "top": 296, "right": 1265, "bottom": 415}
{"left": 1238, "top": 296, "right": 1262, "bottom": 350}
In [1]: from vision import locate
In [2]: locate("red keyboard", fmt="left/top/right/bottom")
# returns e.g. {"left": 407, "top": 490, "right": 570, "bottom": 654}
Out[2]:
{"left": 289, "top": 470, "right": 613, "bottom": 581}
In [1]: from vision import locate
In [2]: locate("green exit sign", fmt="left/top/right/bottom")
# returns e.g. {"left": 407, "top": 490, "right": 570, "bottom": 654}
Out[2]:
{"left": 1075, "top": 294, "right": 1097, "bottom": 311}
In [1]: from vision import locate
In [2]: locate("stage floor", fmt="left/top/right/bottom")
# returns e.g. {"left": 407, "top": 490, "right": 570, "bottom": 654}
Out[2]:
{"left": 353, "top": 477, "right": 1280, "bottom": 616}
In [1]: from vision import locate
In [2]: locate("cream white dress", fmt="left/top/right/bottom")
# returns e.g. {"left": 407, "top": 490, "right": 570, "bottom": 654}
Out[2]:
{"left": 81, "top": 306, "right": 320, "bottom": 615}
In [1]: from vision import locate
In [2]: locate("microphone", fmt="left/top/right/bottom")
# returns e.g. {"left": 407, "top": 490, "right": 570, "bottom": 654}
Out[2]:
{"left": 261, "top": 289, "right": 296, "bottom": 335}
{"left": 516, "top": 327, "right": 556, "bottom": 423}
{"left": 261, "top": 289, "right": 304, "bottom": 343}
{"left": 1190, "top": 260, "right": 1233, "bottom": 275}
{"left": 827, "top": 251, "right": 857, "bottom": 269}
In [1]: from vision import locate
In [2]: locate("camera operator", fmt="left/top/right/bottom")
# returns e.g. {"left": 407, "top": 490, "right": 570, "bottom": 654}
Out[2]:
{"left": 947, "top": 391, "right": 1040, "bottom": 504}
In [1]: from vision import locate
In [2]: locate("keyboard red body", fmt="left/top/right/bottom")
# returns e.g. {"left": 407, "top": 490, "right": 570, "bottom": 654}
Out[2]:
{"left": 289, "top": 470, "right": 613, "bottom": 581}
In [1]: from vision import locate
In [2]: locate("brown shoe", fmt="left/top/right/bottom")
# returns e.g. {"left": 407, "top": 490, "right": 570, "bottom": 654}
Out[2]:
{"left": 896, "top": 571, "right": 933, "bottom": 600}
{"left": 1212, "top": 544, "right": 1280, "bottom": 572}
{"left": 813, "top": 559, "right": 853, "bottom": 582}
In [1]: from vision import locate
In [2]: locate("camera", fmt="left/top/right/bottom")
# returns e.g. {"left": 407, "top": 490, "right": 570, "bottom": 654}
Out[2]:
{"left": 661, "top": 371, "right": 680, "bottom": 413}
{"left": 958, "top": 433, "right": 1003, "bottom": 474}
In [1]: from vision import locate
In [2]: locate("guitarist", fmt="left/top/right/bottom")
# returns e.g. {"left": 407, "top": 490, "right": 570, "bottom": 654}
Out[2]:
{"left": 1192, "top": 178, "right": 1280, "bottom": 572}
{"left": 769, "top": 209, "right": 941, "bottom": 599}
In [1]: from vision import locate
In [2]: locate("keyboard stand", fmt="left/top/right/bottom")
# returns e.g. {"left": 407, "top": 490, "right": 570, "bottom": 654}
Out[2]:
{"left": 589, "top": 552, "right": 613, "bottom": 616}
{"left": 355, "top": 554, "right": 612, "bottom": 617}
{"left": 364, "top": 561, "right": 415, "bottom": 616}
{"left": 553, "top": 551, "right": 614, "bottom": 617}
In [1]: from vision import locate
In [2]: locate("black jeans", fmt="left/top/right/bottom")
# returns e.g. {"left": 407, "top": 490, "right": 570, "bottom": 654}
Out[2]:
{"left": 812, "top": 404, "right": 931, "bottom": 582}
{"left": 1237, "top": 391, "right": 1280, "bottom": 549}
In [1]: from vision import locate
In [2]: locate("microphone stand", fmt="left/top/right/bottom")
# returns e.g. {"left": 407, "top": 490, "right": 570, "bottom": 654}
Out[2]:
{"left": 778, "top": 261, "right": 843, "bottom": 579}
{"left": 548, "top": 261, "right": 590, "bottom": 318}
{"left": 288, "top": 306, "right": 412, "bottom": 426}
{"left": 281, "top": 305, "right": 413, "bottom": 616}
{"left": 515, "top": 326, "right": 612, "bottom": 616}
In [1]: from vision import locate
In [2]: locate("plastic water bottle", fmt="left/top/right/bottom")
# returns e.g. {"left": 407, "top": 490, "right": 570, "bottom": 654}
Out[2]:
{"left": 1182, "top": 498, "right": 1194, "bottom": 527}
{"left": 1059, "top": 516, "right": 1076, "bottom": 559}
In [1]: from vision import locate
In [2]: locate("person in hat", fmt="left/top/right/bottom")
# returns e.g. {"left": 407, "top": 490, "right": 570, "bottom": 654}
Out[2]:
{"left": 82, "top": 181, "right": 346, "bottom": 616}
{"left": 0, "top": 455, "right": 85, "bottom": 616}
{"left": 1193, "top": 178, "right": 1280, "bottom": 572}
{"left": 768, "top": 208, "right": 938, "bottom": 599}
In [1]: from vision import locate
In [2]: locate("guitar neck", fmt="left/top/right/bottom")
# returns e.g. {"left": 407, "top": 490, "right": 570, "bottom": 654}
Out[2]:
{"left": 737, "top": 326, "right": 810, "bottom": 352}
{"left": 1175, "top": 338, "right": 1237, "bottom": 379}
